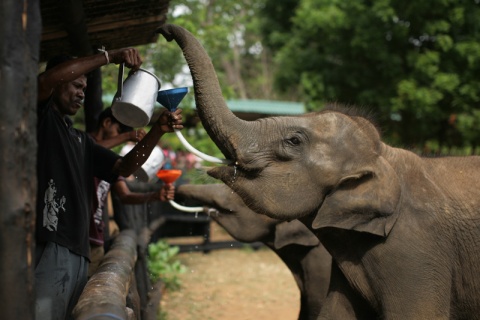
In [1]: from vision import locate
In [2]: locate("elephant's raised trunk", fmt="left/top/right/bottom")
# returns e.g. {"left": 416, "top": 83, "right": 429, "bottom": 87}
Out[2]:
{"left": 156, "top": 24, "right": 253, "bottom": 160}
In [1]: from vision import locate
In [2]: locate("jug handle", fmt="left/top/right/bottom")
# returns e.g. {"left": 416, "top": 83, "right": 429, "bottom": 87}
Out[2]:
{"left": 115, "top": 63, "right": 125, "bottom": 100}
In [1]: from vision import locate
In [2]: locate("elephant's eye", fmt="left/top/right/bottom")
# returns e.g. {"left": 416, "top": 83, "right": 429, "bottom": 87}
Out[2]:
{"left": 286, "top": 136, "right": 301, "bottom": 146}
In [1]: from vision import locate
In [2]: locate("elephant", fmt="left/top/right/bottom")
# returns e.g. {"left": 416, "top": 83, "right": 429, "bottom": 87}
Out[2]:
{"left": 157, "top": 24, "right": 480, "bottom": 319}
{"left": 175, "top": 183, "right": 332, "bottom": 320}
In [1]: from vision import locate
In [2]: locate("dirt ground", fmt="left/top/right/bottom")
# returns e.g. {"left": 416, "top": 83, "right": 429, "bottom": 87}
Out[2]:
{"left": 159, "top": 222, "right": 300, "bottom": 320}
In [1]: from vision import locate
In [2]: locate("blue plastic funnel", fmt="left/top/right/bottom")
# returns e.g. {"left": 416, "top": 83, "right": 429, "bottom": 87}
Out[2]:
{"left": 157, "top": 86, "right": 232, "bottom": 165}
{"left": 156, "top": 87, "right": 189, "bottom": 112}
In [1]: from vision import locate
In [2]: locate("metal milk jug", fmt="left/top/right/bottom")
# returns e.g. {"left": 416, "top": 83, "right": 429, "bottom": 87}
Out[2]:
{"left": 112, "top": 63, "right": 161, "bottom": 128}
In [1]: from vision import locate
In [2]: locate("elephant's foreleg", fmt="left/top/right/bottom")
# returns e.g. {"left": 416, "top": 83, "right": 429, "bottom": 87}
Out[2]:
{"left": 317, "top": 263, "right": 376, "bottom": 320}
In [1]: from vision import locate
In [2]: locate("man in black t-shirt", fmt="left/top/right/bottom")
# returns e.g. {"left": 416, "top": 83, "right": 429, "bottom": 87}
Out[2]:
{"left": 35, "top": 48, "right": 183, "bottom": 320}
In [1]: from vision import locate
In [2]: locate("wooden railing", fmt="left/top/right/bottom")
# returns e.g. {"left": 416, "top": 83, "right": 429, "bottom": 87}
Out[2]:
{"left": 73, "top": 230, "right": 139, "bottom": 320}
{"left": 71, "top": 181, "right": 212, "bottom": 320}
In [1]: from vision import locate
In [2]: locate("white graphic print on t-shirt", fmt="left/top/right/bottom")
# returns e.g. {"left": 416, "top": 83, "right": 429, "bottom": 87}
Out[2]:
{"left": 43, "top": 179, "right": 66, "bottom": 231}
{"left": 94, "top": 180, "right": 111, "bottom": 226}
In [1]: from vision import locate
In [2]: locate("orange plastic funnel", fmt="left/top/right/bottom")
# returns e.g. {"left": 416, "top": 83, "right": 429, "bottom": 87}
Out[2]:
{"left": 156, "top": 169, "right": 182, "bottom": 184}
{"left": 157, "top": 169, "right": 204, "bottom": 213}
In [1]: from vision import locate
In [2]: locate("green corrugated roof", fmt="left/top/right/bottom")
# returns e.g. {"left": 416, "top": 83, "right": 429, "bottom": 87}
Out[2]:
{"left": 226, "top": 99, "right": 305, "bottom": 115}
{"left": 103, "top": 93, "right": 305, "bottom": 115}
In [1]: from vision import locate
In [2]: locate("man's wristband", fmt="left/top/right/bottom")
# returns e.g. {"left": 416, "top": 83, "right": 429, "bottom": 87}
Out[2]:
{"left": 98, "top": 46, "right": 109, "bottom": 64}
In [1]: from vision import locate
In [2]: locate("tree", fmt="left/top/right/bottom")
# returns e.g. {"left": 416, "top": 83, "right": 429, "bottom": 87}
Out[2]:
{"left": 141, "top": 0, "right": 280, "bottom": 101}
{"left": 0, "top": 0, "right": 40, "bottom": 318}
{"left": 260, "top": 0, "right": 480, "bottom": 153}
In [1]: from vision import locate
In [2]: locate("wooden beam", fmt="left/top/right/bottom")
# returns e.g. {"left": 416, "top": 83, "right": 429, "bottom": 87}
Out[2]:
{"left": 42, "top": 15, "right": 165, "bottom": 41}
{"left": 72, "top": 230, "right": 138, "bottom": 320}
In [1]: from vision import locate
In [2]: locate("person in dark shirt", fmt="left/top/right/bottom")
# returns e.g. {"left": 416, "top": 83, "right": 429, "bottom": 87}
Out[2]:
{"left": 87, "top": 107, "right": 175, "bottom": 277}
{"left": 35, "top": 48, "right": 183, "bottom": 320}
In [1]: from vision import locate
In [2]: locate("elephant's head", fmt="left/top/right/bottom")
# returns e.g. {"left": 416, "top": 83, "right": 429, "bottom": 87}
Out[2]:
{"left": 176, "top": 184, "right": 320, "bottom": 247}
{"left": 158, "top": 24, "right": 402, "bottom": 237}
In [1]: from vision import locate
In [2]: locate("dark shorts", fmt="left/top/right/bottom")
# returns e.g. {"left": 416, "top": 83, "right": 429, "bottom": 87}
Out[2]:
{"left": 35, "top": 242, "right": 89, "bottom": 320}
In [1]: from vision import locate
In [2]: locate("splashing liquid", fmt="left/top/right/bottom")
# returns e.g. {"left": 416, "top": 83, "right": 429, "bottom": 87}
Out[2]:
{"left": 231, "top": 162, "right": 238, "bottom": 184}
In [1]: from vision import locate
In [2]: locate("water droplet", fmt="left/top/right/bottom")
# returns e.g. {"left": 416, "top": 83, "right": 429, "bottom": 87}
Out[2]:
{"left": 195, "top": 212, "right": 198, "bottom": 218}
{"left": 231, "top": 165, "right": 237, "bottom": 184}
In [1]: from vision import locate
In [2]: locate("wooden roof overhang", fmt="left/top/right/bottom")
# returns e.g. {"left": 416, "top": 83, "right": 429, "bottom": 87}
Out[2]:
{"left": 40, "top": 0, "right": 171, "bottom": 62}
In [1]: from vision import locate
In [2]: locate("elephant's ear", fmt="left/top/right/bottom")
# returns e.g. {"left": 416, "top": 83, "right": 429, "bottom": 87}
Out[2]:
{"left": 274, "top": 220, "right": 320, "bottom": 249}
{"left": 312, "top": 156, "right": 401, "bottom": 237}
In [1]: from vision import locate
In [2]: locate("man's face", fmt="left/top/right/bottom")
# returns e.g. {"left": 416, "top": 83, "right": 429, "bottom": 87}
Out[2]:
{"left": 52, "top": 75, "right": 86, "bottom": 116}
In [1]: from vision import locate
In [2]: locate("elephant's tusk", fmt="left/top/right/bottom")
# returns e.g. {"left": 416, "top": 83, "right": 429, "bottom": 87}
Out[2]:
{"left": 168, "top": 199, "right": 204, "bottom": 213}
{"left": 174, "top": 129, "right": 232, "bottom": 164}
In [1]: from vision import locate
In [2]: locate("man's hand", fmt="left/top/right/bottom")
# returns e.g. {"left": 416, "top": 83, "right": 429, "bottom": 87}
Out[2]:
{"left": 159, "top": 184, "right": 175, "bottom": 202}
{"left": 108, "top": 47, "right": 143, "bottom": 71}
{"left": 156, "top": 109, "right": 184, "bottom": 133}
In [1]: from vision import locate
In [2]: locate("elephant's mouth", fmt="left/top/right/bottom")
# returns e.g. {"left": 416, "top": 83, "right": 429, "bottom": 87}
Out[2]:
{"left": 207, "top": 161, "right": 262, "bottom": 186}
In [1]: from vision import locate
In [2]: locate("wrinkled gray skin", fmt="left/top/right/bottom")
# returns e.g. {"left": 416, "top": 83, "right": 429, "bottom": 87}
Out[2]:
{"left": 158, "top": 24, "right": 480, "bottom": 319}
{"left": 175, "top": 184, "right": 332, "bottom": 320}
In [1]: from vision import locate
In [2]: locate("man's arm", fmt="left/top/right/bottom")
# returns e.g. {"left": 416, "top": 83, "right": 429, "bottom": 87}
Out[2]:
{"left": 112, "top": 180, "right": 175, "bottom": 204}
{"left": 37, "top": 47, "right": 143, "bottom": 102}
{"left": 112, "top": 108, "right": 183, "bottom": 177}
{"left": 95, "top": 129, "right": 146, "bottom": 149}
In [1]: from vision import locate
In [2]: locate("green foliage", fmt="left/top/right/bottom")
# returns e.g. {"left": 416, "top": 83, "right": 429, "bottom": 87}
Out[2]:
{"left": 147, "top": 240, "right": 187, "bottom": 291}
{"left": 456, "top": 109, "right": 480, "bottom": 152}
{"left": 147, "top": 0, "right": 288, "bottom": 100}
{"left": 260, "top": 0, "right": 480, "bottom": 153}
{"left": 240, "top": 244, "right": 256, "bottom": 253}
{"left": 93, "top": 0, "right": 480, "bottom": 154}
{"left": 183, "top": 168, "right": 219, "bottom": 185}
{"left": 157, "top": 310, "right": 168, "bottom": 320}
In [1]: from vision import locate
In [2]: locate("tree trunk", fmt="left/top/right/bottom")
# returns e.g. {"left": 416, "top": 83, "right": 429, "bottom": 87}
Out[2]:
{"left": 0, "top": 1, "right": 41, "bottom": 319}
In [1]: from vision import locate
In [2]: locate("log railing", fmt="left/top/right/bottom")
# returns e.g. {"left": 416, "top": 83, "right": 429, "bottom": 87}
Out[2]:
{"left": 73, "top": 230, "right": 139, "bottom": 320}
{"left": 71, "top": 181, "right": 207, "bottom": 320}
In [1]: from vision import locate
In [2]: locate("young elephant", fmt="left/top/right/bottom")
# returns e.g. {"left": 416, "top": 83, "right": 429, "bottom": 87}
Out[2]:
{"left": 158, "top": 23, "right": 480, "bottom": 319}
{"left": 175, "top": 184, "right": 331, "bottom": 320}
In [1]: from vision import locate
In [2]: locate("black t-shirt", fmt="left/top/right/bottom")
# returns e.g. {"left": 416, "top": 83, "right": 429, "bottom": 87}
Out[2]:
{"left": 36, "top": 100, "right": 120, "bottom": 259}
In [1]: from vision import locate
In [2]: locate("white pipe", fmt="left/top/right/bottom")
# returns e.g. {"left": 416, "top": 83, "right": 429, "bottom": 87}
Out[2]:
{"left": 174, "top": 129, "right": 232, "bottom": 164}
{"left": 168, "top": 200, "right": 204, "bottom": 213}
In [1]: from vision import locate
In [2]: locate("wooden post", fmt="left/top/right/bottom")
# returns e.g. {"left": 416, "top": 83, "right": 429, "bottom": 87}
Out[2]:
{"left": 72, "top": 230, "right": 138, "bottom": 320}
{"left": 0, "top": 0, "right": 41, "bottom": 319}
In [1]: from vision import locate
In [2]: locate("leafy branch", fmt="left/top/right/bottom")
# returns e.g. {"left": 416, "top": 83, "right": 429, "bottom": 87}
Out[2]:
{"left": 147, "top": 240, "right": 187, "bottom": 291}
